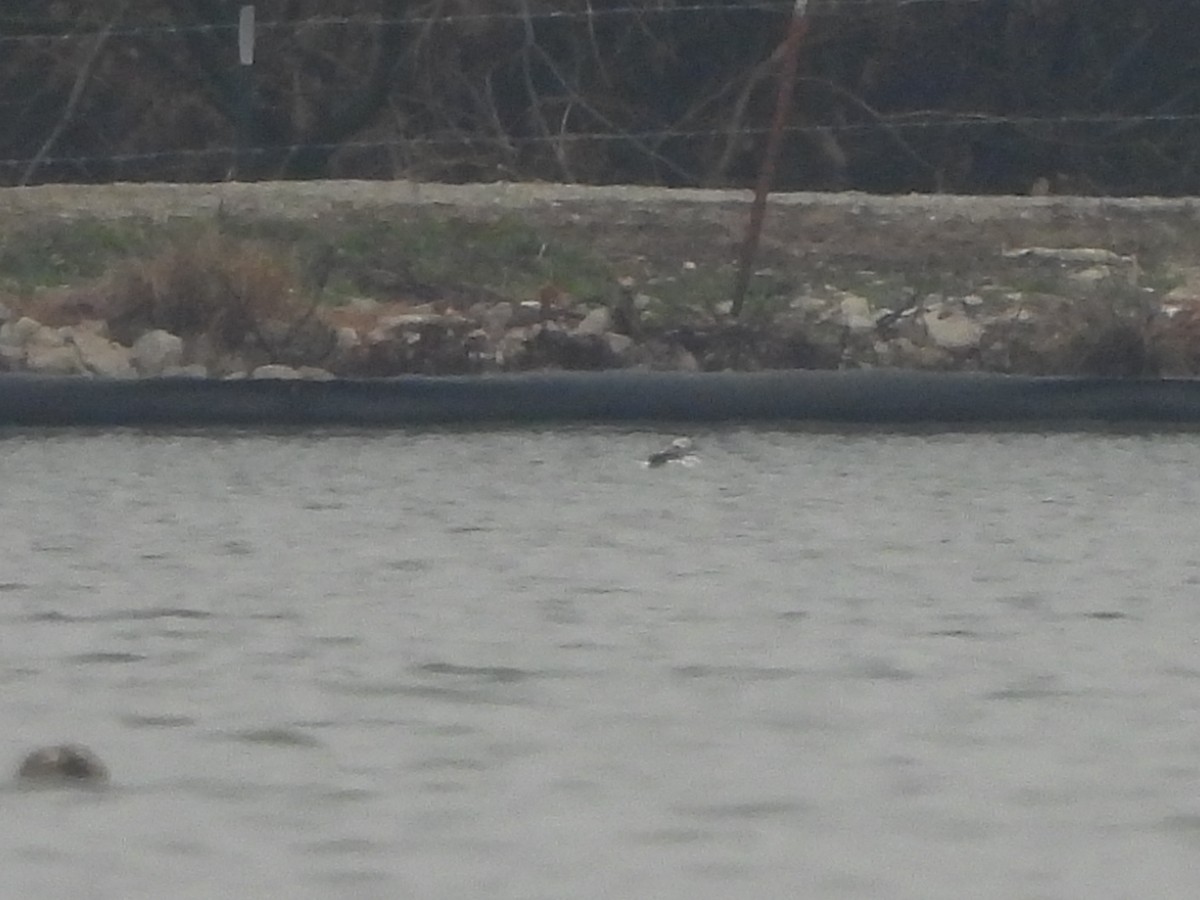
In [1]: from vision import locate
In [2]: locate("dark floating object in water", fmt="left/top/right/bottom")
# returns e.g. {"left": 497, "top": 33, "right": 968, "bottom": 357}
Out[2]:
{"left": 647, "top": 437, "right": 696, "bottom": 467}
{"left": 17, "top": 744, "right": 109, "bottom": 786}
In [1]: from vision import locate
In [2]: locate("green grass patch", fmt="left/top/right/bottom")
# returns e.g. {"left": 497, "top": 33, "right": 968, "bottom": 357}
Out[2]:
{"left": 0, "top": 217, "right": 159, "bottom": 290}
{"left": 0, "top": 208, "right": 812, "bottom": 330}
{"left": 0, "top": 209, "right": 619, "bottom": 309}
{"left": 313, "top": 212, "right": 616, "bottom": 304}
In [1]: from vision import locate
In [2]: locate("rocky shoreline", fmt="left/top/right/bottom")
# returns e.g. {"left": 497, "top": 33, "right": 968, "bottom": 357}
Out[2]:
{"left": 2, "top": 181, "right": 1200, "bottom": 379}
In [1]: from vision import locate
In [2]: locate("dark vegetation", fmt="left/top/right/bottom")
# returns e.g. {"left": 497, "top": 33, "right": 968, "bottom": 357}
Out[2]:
{"left": 2, "top": 0, "right": 1199, "bottom": 194}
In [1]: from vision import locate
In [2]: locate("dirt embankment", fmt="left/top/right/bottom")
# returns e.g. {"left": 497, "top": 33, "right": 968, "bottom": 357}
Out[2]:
{"left": 3, "top": 181, "right": 1200, "bottom": 378}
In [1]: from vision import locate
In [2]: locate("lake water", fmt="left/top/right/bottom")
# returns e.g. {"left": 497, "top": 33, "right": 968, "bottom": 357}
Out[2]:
{"left": 2, "top": 427, "right": 1200, "bottom": 899}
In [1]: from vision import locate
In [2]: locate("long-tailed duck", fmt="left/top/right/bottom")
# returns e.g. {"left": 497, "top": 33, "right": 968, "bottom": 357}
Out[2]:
{"left": 646, "top": 437, "right": 697, "bottom": 468}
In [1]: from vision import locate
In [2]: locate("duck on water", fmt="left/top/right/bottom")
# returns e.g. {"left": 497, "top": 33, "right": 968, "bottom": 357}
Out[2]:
{"left": 646, "top": 437, "right": 697, "bottom": 468}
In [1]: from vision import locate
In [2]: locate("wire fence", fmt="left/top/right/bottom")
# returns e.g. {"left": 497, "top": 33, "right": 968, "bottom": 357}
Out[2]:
{"left": 2, "top": 0, "right": 994, "bottom": 44}
{"left": 2, "top": 0, "right": 1197, "bottom": 194}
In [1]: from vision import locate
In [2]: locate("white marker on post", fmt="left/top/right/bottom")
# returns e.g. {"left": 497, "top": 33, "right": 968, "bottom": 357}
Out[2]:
{"left": 239, "top": 5, "right": 255, "bottom": 66}
{"left": 234, "top": 5, "right": 255, "bottom": 179}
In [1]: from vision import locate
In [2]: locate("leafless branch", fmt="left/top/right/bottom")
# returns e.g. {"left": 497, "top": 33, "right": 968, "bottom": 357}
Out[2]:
{"left": 21, "top": 2, "right": 129, "bottom": 185}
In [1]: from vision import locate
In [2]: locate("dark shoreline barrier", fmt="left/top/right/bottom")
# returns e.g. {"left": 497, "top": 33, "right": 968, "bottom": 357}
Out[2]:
{"left": 3, "top": 371, "right": 1200, "bottom": 428}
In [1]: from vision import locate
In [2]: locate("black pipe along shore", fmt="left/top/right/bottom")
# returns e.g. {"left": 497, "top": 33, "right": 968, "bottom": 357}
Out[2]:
{"left": 3, "top": 370, "right": 1200, "bottom": 429}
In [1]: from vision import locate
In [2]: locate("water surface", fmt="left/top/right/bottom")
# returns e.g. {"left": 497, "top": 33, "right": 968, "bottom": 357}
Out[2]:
{"left": 3, "top": 428, "right": 1199, "bottom": 899}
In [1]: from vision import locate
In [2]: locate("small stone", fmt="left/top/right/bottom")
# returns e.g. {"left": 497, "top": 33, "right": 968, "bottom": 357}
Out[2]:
{"left": 604, "top": 332, "right": 635, "bottom": 356}
{"left": 296, "top": 366, "right": 335, "bottom": 380}
{"left": 25, "top": 342, "right": 83, "bottom": 375}
{"left": 837, "top": 293, "right": 875, "bottom": 332}
{"left": 378, "top": 313, "right": 439, "bottom": 330}
{"left": 334, "top": 326, "right": 359, "bottom": 352}
{"left": 70, "top": 318, "right": 109, "bottom": 337}
{"left": 482, "top": 302, "right": 514, "bottom": 335}
{"left": 1, "top": 316, "right": 48, "bottom": 347}
{"left": 69, "top": 328, "right": 136, "bottom": 378}
{"left": 1069, "top": 266, "right": 1111, "bottom": 287}
{"left": 251, "top": 364, "right": 302, "bottom": 379}
{"left": 922, "top": 309, "right": 983, "bottom": 350}
{"left": 574, "top": 307, "right": 612, "bottom": 336}
{"left": 673, "top": 347, "right": 700, "bottom": 372}
{"left": 790, "top": 294, "right": 829, "bottom": 314}
{"left": 511, "top": 301, "right": 543, "bottom": 327}
{"left": 162, "top": 364, "right": 209, "bottom": 378}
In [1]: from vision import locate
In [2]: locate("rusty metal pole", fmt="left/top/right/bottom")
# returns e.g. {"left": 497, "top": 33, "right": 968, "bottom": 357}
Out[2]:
{"left": 730, "top": 0, "right": 810, "bottom": 319}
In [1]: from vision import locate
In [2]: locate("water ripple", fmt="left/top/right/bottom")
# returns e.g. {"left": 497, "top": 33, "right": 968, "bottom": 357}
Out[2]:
{"left": 67, "top": 651, "right": 147, "bottom": 665}
{"left": 416, "top": 662, "right": 536, "bottom": 683}
{"left": 121, "top": 713, "right": 195, "bottom": 728}
{"left": 225, "top": 727, "right": 324, "bottom": 748}
{"left": 671, "top": 664, "right": 801, "bottom": 682}
{"left": 673, "top": 799, "right": 808, "bottom": 821}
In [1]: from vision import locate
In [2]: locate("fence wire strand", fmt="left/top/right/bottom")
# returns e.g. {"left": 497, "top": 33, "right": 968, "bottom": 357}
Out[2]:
{"left": 1, "top": 0, "right": 990, "bottom": 46}
{"left": 0, "top": 0, "right": 1193, "bottom": 188}
{"left": 2, "top": 111, "right": 1196, "bottom": 175}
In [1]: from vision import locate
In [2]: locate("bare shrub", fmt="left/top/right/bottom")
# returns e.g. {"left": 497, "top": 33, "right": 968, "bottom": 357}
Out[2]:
{"left": 102, "top": 230, "right": 332, "bottom": 365}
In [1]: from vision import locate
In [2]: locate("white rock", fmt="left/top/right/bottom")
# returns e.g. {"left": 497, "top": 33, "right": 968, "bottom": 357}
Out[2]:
{"left": 790, "top": 294, "right": 829, "bottom": 314}
{"left": 1003, "top": 246, "right": 1129, "bottom": 265}
{"left": 837, "top": 293, "right": 875, "bottom": 332}
{"left": 604, "top": 332, "right": 634, "bottom": 356}
{"left": 297, "top": 366, "right": 335, "bottom": 380}
{"left": 379, "top": 313, "right": 438, "bottom": 329}
{"left": 673, "top": 347, "right": 700, "bottom": 372}
{"left": 1164, "top": 267, "right": 1200, "bottom": 302}
{"left": 511, "top": 301, "right": 542, "bottom": 326}
{"left": 495, "top": 328, "right": 530, "bottom": 366}
{"left": 132, "top": 329, "right": 184, "bottom": 376}
{"left": 1, "top": 316, "right": 48, "bottom": 347}
{"left": 33, "top": 326, "right": 68, "bottom": 349}
{"left": 334, "top": 326, "right": 359, "bottom": 351}
{"left": 482, "top": 303, "right": 514, "bottom": 335}
{"left": 574, "top": 307, "right": 612, "bottom": 336}
{"left": 1069, "top": 266, "right": 1111, "bottom": 287}
{"left": 922, "top": 309, "right": 983, "bottom": 350}
{"left": 25, "top": 342, "right": 83, "bottom": 375}
{"left": 69, "top": 329, "right": 135, "bottom": 377}
{"left": 70, "top": 318, "right": 110, "bottom": 337}
{"left": 162, "top": 364, "right": 209, "bottom": 378}
{"left": 251, "top": 364, "right": 302, "bottom": 379}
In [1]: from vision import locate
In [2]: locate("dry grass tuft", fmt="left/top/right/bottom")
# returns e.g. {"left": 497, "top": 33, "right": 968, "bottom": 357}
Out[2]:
{"left": 101, "top": 230, "right": 333, "bottom": 364}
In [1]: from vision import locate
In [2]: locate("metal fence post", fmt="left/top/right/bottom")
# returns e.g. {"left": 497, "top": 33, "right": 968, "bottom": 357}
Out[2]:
{"left": 234, "top": 4, "right": 256, "bottom": 180}
{"left": 730, "top": 0, "right": 810, "bottom": 319}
